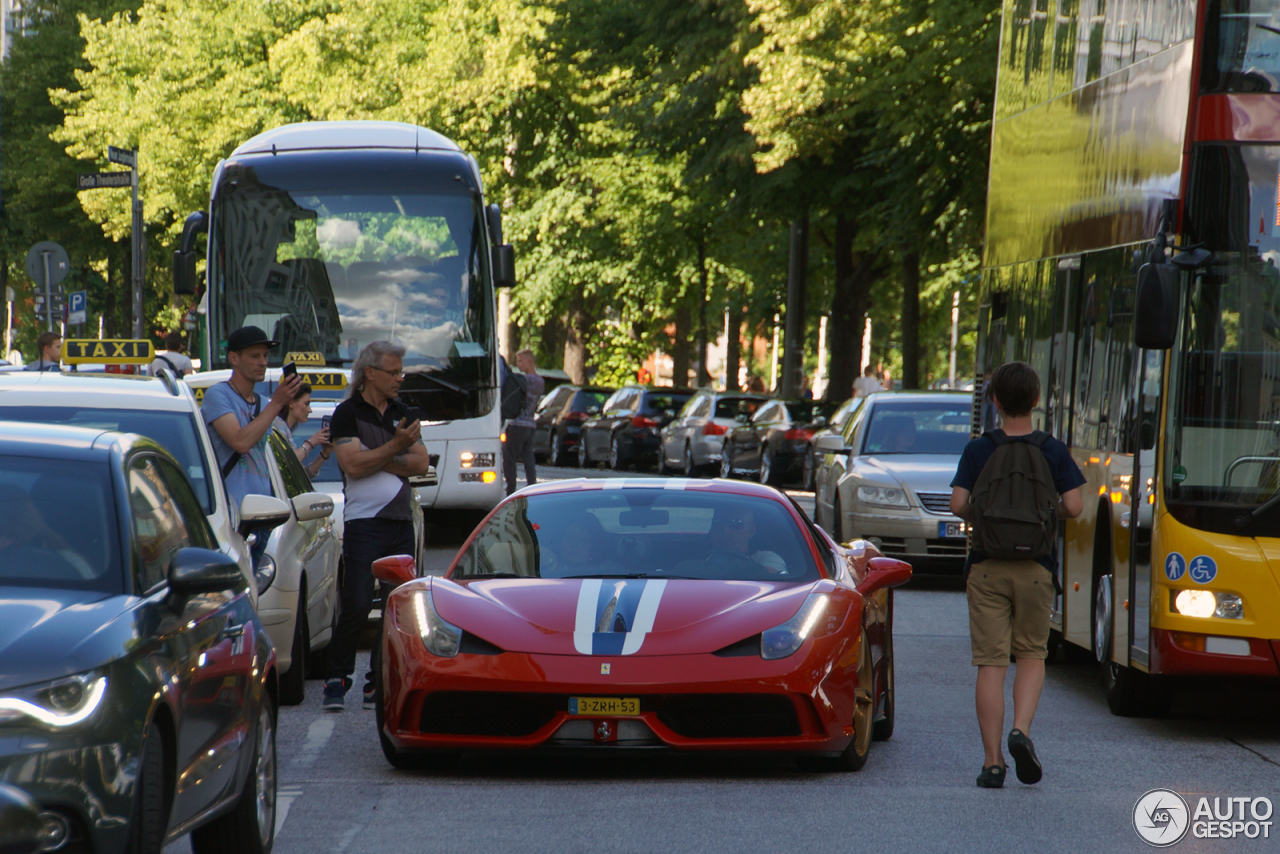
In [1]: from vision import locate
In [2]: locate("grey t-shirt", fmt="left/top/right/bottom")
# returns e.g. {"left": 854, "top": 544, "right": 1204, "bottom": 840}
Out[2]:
{"left": 202, "top": 382, "right": 274, "bottom": 513}
{"left": 511, "top": 372, "right": 545, "bottom": 428}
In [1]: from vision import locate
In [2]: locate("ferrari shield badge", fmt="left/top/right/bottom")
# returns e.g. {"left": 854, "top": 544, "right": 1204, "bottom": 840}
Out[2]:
{"left": 600, "top": 663, "right": 611, "bottom": 675}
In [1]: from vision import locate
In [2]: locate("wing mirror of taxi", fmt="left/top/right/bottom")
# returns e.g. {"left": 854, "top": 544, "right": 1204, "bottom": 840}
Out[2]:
{"left": 372, "top": 554, "right": 417, "bottom": 587}
{"left": 237, "top": 494, "right": 291, "bottom": 537}
{"left": 860, "top": 556, "right": 913, "bottom": 596}
{"left": 292, "top": 492, "right": 334, "bottom": 522}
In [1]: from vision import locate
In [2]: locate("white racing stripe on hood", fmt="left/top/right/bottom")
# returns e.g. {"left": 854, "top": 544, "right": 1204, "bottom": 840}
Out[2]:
{"left": 621, "top": 579, "right": 667, "bottom": 654}
{"left": 573, "top": 578, "right": 603, "bottom": 654}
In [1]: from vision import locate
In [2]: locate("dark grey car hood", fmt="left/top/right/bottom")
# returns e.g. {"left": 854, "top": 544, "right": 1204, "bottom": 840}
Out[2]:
{"left": 0, "top": 588, "right": 134, "bottom": 691}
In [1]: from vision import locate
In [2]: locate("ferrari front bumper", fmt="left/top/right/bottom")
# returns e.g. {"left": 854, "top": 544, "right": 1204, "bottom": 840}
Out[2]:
{"left": 380, "top": 620, "right": 861, "bottom": 756}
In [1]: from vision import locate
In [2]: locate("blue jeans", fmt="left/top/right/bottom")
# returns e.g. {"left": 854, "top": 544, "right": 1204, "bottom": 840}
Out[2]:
{"left": 327, "top": 517, "right": 417, "bottom": 686}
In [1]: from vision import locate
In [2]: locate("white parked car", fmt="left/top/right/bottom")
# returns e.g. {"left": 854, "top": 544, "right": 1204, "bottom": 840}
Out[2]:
{"left": 0, "top": 370, "right": 339, "bottom": 705}
{"left": 812, "top": 392, "right": 973, "bottom": 573}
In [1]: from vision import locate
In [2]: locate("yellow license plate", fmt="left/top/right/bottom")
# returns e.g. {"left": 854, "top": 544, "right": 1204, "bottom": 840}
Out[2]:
{"left": 568, "top": 696, "right": 640, "bottom": 716}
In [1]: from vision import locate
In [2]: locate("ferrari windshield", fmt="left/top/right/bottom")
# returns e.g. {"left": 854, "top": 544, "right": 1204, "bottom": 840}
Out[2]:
{"left": 453, "top": 489, "right": 819, "bottom": 582}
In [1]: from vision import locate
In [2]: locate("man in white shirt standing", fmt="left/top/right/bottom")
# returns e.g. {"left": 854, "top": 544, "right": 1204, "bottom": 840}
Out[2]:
{"left": 852, "top": 365, "right": 882, "bottom": 398}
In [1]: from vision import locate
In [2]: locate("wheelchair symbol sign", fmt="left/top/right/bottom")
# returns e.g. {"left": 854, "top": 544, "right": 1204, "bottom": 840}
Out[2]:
{"left": 1164, "top": 552, "right": 1186, "bottom": 581}
{"left": 1188, "top": 555, "right": 1217, "bottom": 585}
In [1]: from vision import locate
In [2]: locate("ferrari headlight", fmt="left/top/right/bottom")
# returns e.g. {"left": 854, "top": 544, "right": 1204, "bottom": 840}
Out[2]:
{"left": 415, "top": 590, "right": 462, "bottom": 658}
{"left": 856, "top": 484, "right": 909, "bottom": 509}
{"left": 761, "top": 594, "right": 829, "bottom": 660}
{"left": 0, "top": 673, "right": 107, "bottom": 729}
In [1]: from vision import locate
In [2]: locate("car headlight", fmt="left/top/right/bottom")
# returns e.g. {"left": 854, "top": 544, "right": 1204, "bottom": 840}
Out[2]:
{"left": 0, "top": 673, "right": 107, "bottom": 729}
{"left": 856, "top": 484, "right": 909, "bottom": 509}
{"left": 414, "top": 590, "right": 462, "bottom": 657}
{"left": 761, "top": 594, "right": 829, "bottom": 660}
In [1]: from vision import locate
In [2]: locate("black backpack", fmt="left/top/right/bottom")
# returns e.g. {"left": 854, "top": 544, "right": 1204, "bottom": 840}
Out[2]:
{"left": 501, "top": 371, "right": 528, "bottom": 420}
{"left": 968, "top": 430, "right": 1058, "bottom": 561}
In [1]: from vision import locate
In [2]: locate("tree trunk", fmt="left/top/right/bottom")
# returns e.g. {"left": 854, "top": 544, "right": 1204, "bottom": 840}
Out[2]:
{"left": 695, "top": 240, "right": 710, "bottom": 387}
{"left": 671, "top": 301, "right": 691, "bottom": 387}
{"left": 563, "top": 286, "right": 588, "bottom": 384}
{"left": 540, "top": 312, "right": 565, "bottom": 369}
{"left": 724, "top": 302, "right": 741, "bottom": 391}
{"left": 902, "top": 249, "right": 921, "bottom": 390}
{"left": 781, "top": 213, "right": 809, "bottom": 398}
{"left": 827, "top": 214, "right": 873, "bottom": 402}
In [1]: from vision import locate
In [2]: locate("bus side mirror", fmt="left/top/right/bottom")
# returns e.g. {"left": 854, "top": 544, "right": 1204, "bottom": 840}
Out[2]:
{"left": 492, "top": 244, "right": 516, "bottom": 288}
{"left": 172, "top": 210, "right": 208, "bottom": 296}
{"left": 1133, "top": 263, "right": 1180, "bottom": 350}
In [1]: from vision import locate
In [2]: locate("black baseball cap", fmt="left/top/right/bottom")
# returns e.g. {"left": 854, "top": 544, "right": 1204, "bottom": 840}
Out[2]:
{"left": 226, "top": 326, "right": 278, "bottom": 352}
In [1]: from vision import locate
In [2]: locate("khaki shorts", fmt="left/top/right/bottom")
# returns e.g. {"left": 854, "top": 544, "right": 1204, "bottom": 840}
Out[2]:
{"left": 966, "top": 559, "right": 1055, "bottom": 666}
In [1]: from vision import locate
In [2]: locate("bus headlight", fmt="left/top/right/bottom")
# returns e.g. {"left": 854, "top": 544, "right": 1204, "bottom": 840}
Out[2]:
{"left": 459, "top": 452, "right": 495, "bottom": 469}
{"left": 1173, "top": 590, "right": 1243, "bottom": 619}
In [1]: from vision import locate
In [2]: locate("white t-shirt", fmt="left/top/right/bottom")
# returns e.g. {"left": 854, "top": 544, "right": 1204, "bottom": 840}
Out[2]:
{"left": 853, "top": 376, "right": 881, "bottom": 398}
{"left": 150, "top": 351, "right": 194, "bottom": 377}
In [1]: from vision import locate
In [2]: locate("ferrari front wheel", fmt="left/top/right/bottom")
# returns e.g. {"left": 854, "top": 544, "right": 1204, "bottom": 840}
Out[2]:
{"left": 798, "top": 629, "right": 873, "bottom": 772}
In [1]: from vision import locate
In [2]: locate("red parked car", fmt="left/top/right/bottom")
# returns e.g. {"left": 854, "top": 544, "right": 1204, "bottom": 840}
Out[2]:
{"left": 371, "top": 478, "right": 910, "bottom": 771}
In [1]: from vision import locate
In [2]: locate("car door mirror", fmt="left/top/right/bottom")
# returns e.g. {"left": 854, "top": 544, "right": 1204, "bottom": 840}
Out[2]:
{"left": 587, "top": 406, "right": 600, "bottom": 416}
{"left": 735, "top": 413, "right": 749, "bottom": 424}
{"left": 1134, "top": 262, "right": 1181, "bottom": 350}
{"left": 238, "top": 493, "right": 292, "bottom": 537}
{"left": 169, "top": 547, "right": 247, "bottom": 595}
{"left": 814, "top": 433, "right": 851, "bottom": 454}
{"left": 859, "top": 556, "right": 913, "bottom": 595}
{"left": 292, "top": 492, "right": 334, "bottom": 522}
{"left": 371, "top": 554, "right": 417, "bottom": 586}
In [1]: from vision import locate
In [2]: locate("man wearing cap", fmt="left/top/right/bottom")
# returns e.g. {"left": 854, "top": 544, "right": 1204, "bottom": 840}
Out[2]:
{"left": 202, "top": 326, "right": 302, "bottom": 563}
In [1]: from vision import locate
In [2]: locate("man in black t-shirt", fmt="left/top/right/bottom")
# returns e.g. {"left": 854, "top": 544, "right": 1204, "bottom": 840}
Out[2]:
{"left": 322, "top": 340, "right": 430, "bottom": 712}
{"left": 949, "top": 361, "right": 1085, "bottom": 790}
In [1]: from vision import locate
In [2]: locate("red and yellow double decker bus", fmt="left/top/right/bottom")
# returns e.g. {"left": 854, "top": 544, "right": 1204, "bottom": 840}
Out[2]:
{"left": 978, "top": 0, "right": 1280, "bottom": 713}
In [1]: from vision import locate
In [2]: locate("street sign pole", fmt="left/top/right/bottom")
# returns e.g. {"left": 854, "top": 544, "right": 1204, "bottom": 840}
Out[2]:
{"left": 130, "top": 152, "right": 143, "bottom": 340}
{"left": 42, "top": 251, "right": 52, "bottom": 333}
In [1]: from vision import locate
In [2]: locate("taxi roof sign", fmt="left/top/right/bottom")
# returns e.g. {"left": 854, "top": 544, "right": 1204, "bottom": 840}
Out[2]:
{"left": 63, "top": 339, "right": 154, "bottom": 365}
{"left": 285, "top": 351, "right": 325, "bottom": 367}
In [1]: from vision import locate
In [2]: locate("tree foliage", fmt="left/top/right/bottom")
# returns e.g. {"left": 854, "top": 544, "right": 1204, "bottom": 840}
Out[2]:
{"left": 1, "top": 0, "right": 1000, "bottom": 385}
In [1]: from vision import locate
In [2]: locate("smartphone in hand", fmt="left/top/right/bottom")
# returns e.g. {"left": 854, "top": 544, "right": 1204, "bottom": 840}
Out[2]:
{"left": 405, "top": 406, "right": 427, "bottom": 423}
{"left": 282, "top": 361, "right": 298, "bottom": 379}
{"left": 321, "top": 415, "right": 332, "bottom": 432}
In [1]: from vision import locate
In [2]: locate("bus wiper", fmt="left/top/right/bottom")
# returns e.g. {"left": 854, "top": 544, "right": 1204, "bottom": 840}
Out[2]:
{"left": 1235, "top": 492, "right": 1280, "bottom": 530}
{"left": 408, "top": 371, "right": 465, "bottom": 394}
{"left": 464, "top": 572, "right": 526, "bottom": 578}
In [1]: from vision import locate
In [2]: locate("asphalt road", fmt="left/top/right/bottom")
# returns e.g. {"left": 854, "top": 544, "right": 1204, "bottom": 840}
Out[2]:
{"left": 166, "top": 466, "right": 1280, "bottom": 854}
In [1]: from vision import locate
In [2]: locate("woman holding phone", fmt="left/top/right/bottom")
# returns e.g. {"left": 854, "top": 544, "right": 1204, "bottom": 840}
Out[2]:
{"left": 275, "top": 381, "right": 333, "bottom": 477}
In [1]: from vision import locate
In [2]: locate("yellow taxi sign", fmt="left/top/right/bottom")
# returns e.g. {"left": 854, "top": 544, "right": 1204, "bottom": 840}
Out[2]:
{"left": 285, "top": 351, "right": 325, "bottom": 367}
{"left": 63, "top": 339, "right": 154, "bottom": 365}
{"left": 299, "top": 371, "right": 347, "bottom": 391}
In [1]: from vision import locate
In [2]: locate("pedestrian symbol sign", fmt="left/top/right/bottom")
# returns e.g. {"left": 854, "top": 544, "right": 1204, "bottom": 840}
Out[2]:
{"left": 1164, "top": 552, "right": 1185, "bottom": 581}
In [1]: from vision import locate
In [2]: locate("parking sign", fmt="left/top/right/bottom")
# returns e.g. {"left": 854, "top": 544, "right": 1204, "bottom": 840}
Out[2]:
{"left": 69, "top": 290, "right": 87, "bottom": 325}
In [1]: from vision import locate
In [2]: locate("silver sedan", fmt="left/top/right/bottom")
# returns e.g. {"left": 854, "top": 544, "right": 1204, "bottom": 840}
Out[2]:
{"left": 658, "top": 391, "right": 770, "bottom": 475}
{"left": 812, "top": 392, "right": 973, "bottom": 572}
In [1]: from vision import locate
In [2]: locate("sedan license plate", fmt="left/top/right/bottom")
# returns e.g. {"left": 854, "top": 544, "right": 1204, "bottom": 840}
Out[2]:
{"left": 568, "top": 696, "right": 640, "bottom": 716}
{"left": 940, "top": 521, "right": 967, "bottom": 538}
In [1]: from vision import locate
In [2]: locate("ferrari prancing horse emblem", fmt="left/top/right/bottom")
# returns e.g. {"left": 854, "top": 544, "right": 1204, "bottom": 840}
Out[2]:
{"left": 600, "top": 663, "right": 611, "bottom": 674}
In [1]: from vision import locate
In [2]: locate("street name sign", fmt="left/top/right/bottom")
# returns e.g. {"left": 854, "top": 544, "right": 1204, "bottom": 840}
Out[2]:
{"left": 78, "top": 172, "right": 131, "bottom": 190}
{"left": 107, "top": 146, "right": 136, "bottom": 168}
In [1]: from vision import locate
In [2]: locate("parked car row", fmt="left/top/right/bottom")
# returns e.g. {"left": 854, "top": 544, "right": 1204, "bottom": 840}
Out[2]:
{"left": 0, "top": 359, "right": 427, "bottom": 853}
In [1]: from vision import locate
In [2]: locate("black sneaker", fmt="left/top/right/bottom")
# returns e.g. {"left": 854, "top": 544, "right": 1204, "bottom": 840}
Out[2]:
{"left": 1007, "top": 729, "right": 1043, "bottom": 784}
{"left": 976, "top": 764, "right": 1006, "bottom": 788}
{"left": 322, "top": 677, "right": 350, "bottom": 712}
{"left": 363, "top": 682, "right": 376, "bottom": 710}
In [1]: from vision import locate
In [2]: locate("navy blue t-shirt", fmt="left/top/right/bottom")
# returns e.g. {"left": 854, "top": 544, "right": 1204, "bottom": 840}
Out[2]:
{"left": 951, "top": 431, "right": 1086, "bottom": 572}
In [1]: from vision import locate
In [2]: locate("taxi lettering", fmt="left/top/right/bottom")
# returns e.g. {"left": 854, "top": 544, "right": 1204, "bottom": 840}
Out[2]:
{"left": 63, "top": 339, "right": 153, "bottom": 365}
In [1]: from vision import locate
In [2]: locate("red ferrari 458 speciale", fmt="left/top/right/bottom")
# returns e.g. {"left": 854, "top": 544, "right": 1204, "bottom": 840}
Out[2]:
{"left": 372, "top": 477, "right": 910, "bottom": 771}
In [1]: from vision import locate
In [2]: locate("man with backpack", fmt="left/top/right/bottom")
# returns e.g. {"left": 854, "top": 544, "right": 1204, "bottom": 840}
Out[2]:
{"left": 502, "top": 349, "right": 543, "bottom": 495}
{"left": 948, "top": 361, "right": 1085, "bottom": 789}
{"left": 150, "top": 330, "right": 195, "bottom": 377}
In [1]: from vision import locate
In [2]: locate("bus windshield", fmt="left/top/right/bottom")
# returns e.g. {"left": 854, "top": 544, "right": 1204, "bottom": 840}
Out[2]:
{"left": 210, "top": 156, "right": 496, "bottom": 420}
{"left": 1173, "top": 144, "right": 1280, "bottom": 510}
{"left": 1204, "top": 0, "right": 1280, "bottom": 93}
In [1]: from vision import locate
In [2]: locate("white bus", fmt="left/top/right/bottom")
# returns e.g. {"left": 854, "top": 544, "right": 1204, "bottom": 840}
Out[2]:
{"left": 175, "top": 121, "right": 515, "bottom": 516}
